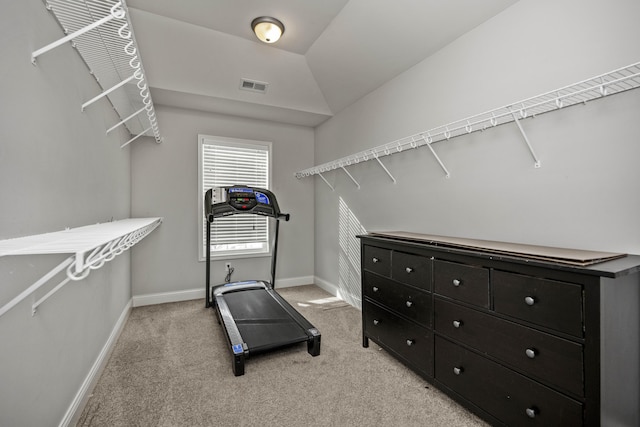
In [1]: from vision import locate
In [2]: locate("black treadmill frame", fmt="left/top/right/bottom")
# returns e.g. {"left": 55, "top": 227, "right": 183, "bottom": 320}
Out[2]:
{"left": 204, "top": 186, "right": 321, "bottom": 376}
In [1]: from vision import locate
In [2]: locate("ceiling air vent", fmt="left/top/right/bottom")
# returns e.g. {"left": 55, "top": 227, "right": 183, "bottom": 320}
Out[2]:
{"left": 240, "top": 78, "right": 269, "bottom": 94}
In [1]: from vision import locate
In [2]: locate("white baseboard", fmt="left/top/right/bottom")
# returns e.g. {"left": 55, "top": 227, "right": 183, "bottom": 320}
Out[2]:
{"left": 313, "top": 276, "right": 361, "bottom": 309}
{"left": 132, "top": 275, "right": 317, "bottom": 307}
{"left": 313, "top": 276, "right": 339, "bottom": 297}
{"left": 274, "top": 275, "right": 315, "bottom": 289}
{"left": 132, "top": 288, "right": 204, "bottom": 307}
{"left": 60, "top": 300, "right": 132, "bottom": 427}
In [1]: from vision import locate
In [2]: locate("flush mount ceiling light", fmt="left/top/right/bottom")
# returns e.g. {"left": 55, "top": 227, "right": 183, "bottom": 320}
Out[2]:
{"left": 251, "top": 16, "right": 285, "bottom": 44}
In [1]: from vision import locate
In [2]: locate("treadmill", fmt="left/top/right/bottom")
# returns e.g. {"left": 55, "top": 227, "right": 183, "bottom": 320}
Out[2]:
{"left": 204, "top": 186, "right": 321, "bottom": 376}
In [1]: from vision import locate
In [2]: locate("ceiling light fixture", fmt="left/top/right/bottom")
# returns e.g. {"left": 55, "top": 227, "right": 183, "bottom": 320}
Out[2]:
{"left": 251, "top": 16, "right": 285, "bottom": 44}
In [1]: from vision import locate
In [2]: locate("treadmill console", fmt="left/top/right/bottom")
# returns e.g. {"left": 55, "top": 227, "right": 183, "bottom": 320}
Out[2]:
{"left": 206, "top": 186, "right": 288, "bottom": 221}
{"left": 227, "top": 187, "right": 265, "bottom": 211}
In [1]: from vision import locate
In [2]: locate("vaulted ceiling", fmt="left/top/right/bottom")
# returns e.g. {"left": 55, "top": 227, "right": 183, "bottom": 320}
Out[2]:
{"left": 127, "top": 0, "right": 519, "bottom": 127}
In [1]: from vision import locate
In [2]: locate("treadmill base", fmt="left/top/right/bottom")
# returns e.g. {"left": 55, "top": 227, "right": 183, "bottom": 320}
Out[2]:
{"left": 212, "top": 281, "right": 321, "bottom": 376}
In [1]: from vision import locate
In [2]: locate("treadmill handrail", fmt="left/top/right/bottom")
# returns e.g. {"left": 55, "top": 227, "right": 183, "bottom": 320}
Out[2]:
{"left": 205, "top": 185, "right": 289, "bottom": 307}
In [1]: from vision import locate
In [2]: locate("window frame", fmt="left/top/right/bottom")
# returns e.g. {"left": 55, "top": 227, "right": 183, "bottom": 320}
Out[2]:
{"left": 198, "top": 134, "right": 273, "bottom": 262}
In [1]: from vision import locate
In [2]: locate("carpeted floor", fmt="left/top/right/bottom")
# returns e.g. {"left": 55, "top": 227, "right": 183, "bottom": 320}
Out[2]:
{"left": 77, "top": 285, "right": 488, "bottom": 426}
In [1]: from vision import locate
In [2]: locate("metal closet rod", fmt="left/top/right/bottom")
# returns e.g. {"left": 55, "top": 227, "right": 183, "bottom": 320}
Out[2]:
{"left": 33, "top": 1, "right": 162, "bottom": 145}
{"left": 296, "top": 61, "right": 640, "bottom": 187}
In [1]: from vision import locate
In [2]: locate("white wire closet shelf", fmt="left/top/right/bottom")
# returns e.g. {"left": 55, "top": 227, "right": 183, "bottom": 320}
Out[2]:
{"left": 0, "top": 217, "right": 162, "bottom": 318}
{"left": 296, "top": 61, "right": 640, "bottom": 188}
{"left": 33, "top": 0, "right": 162, "bottom": 147}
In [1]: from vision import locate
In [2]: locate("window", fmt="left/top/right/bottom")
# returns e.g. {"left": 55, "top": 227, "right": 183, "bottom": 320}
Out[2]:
{"left": 198, "top": 135, "right": 271, "bottom": 260}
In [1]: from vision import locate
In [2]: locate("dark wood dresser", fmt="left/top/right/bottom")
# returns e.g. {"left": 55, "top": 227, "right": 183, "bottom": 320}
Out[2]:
{"left": 359, "top": 232, "right": 640, "bottom": 426}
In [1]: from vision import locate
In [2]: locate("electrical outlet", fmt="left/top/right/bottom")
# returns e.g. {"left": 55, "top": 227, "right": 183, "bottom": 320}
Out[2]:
{"left": 225, "top": 262, "right": 231, "bottom": 273}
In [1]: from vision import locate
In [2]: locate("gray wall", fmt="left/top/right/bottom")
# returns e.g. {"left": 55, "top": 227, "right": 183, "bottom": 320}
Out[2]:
{"left": 2, "top": 0, "right": 638, "bottom": 424}
{"left": 130, "top": 106, "right": 315, "bottom": 299}
{"left": 313, "top": 0, "right": 640, "bottom": 296}
{"left": 0, "top": 1, "right": 133, "bottom": 425}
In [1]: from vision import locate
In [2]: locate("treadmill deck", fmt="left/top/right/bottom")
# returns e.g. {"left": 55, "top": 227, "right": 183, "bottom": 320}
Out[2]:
{"left": 223, "top": 289, "right": 310, "bottom": 352}
{"left": 213, "top": 282, "right": 321, "bottom": 375}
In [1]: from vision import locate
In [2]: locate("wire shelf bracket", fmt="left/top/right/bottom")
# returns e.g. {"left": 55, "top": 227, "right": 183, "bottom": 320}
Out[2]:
{"left": 106, "top": 106, "right": 145, "bottom": 134}
{"left": 295, "top": 61, "right": 640, "bottom": 185}
{"left": 317, "top": 173, "right": 335, "bottom": 191}
{"left": 121, "top": 126, "right": 152, "bottom": 148}
{"left": 31, "top": 7, "right": 117, "bottom": 64}
{"left": 81, "top": 73, "right": 136, "bottom": 112}
{"left": 374, "top": 155, "right": 396, "bottom": 183}
{"left": 422, "top": 134, "right": 451, "bottom": 178}
{"left": 340, "top": 166, "right": 360, "bottom": 189}
{"left": 33, "top": 0, "right": 162, "bottom": 145}
{"left": 508, "top": 106, "right": 541, "bottom": 168}
{"left": 0, "top": 217, "right": 162, "bottom": 318}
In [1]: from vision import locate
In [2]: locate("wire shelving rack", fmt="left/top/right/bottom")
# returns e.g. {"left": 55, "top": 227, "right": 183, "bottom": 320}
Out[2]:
{"left": 0, "top": 218, "right": 162, "bottom": 318}
{"left": 33, "top": 0, "right": 162, "bottom": 147}
{"left": 296, "top": 62, "right": 640, "bottom": 189}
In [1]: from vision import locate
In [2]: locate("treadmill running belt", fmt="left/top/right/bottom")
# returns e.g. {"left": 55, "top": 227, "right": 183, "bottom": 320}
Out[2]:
{"left": 222, "top": 289, "right": 309, "bottom": 352}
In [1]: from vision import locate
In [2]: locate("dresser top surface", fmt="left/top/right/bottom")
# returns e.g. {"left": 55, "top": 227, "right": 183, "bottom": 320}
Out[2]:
{"left": 359, "top": 232, "right": 640, "bottom": 278}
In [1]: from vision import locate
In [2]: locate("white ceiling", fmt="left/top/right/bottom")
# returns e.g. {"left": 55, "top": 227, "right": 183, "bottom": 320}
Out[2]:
{"left": 126, "top": 0, "right": 519, "bottom": 127}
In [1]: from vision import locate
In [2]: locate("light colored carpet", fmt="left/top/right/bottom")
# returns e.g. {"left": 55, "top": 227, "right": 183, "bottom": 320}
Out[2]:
{"left": 77, "top": 285, "right": 488, "bottom": 426}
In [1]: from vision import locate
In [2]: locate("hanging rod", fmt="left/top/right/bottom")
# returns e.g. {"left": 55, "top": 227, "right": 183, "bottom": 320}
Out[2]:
{"left": 296, "top": 61, "right": 640, "bottom": 186}
{"left": 35, "top": 0, "right": 162, "bottom": 145}
{"left": 0, "top": 217, "right": 162, "bottom": 318}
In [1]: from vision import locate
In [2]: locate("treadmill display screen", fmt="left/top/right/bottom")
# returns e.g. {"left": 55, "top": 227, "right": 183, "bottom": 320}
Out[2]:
{"left": 226, "top": 188, "right": 271, "bottom": 211}
{"left": 229, "top": 193, "right": 257, "bottom": 211}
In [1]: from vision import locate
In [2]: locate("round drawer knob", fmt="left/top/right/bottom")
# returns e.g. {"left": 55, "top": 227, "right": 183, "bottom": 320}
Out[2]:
{"left": 372, "top": 286, "right": 379, "bottom": 292}
{"left": 453, "top": 320, "right": 462, "bottom": 329}
{"left": 406, "top": 339, "right": 414, "bottom": 346}
{"left": 525, "top": 348, "right": 537, "bottom": 359}
{"left": 524, "top": 296, "right": 536, "bottom": 306}
{"left": 453, "top": 367, "right": 463, "bottom": 375}
{"left": 525, "top": 407, "right": 538, "bottom": 419}
{"left": 406, "top": 301, "right": 413, "bottom": 308}
{"left": 372, "top": 257, "right": 379, "bottom": 263}
{"left": 373, "top": 319, "right": 379, "bottom": 326}
{"left": 452, "top": 279, "right": 461, "bottom": 287}
{"left": 405, "top": 267, "right": 413, "bottom": 273}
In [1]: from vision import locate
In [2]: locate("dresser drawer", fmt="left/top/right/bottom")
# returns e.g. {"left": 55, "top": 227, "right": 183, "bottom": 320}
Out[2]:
{"left": 493, "top": 270, "right": 583, "bottom": 337}
{"left": 364, "top": 272, "right": 432, "bottom": 328}
{"left": 434, "top": 260, "right": 489, "bottom": 308}
{"left": 391, "top": 251, "right": 432, "bottom": 291}
{"left": 364, "top": 300, "right": 433, "bottom": 377}
{"left": 435, "top": 298, "right": 584, "bottom": 396}
{"left": 363, "top": 245, "right": 391, "bottom": 277}
{"left": 435, "top": 336, "right": 583, "bottom": 426}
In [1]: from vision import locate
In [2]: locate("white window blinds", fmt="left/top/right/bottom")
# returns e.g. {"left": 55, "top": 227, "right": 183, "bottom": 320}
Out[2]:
{"left": 199, "top": 136, "right": 271, "bottom": 258}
